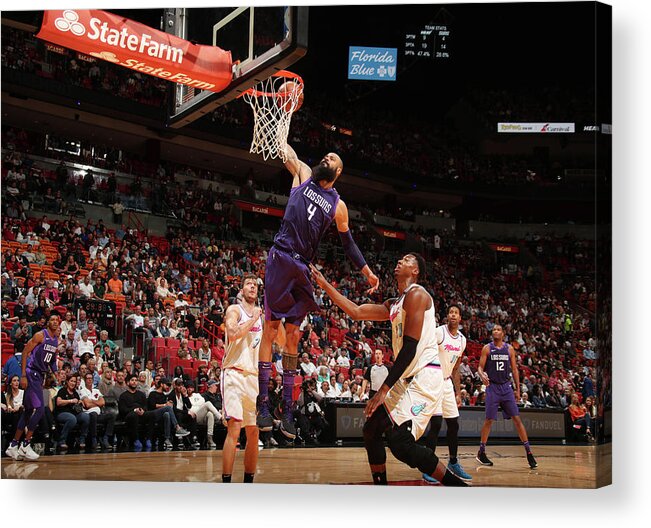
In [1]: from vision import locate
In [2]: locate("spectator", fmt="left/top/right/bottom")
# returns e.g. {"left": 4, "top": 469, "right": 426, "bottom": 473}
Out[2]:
{"left": 55, "top": 373, "right": 90, "bottom": 451}
{"left": 118, "top": 373, "right": 153, "bottom": 451}
{"left": 170, "top": 379, "right": 199, "bottom": 450}
{"left": 79, "top": 372, "right": 115, "bottom": 451}
{"left": 146, "top": 377, "right": 191, "bottom": 450}
{"left": 187, "top": 383, "right": 222, "bottom": 449}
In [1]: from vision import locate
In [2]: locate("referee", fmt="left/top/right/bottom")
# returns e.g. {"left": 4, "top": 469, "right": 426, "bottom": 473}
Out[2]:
{"left": 361, "top": 349, "right": 390, "bottom": 398}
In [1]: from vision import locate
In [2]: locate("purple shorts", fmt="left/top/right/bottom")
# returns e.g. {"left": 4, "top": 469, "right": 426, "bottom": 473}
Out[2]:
{"left": 24, "top": 369, "right": 45, "bottom": 411}
{"left": 485, "top": 381, "right": 519, "bottom": 420}
{"left": 264, "top": 246, "right": 318, "bottom": 326}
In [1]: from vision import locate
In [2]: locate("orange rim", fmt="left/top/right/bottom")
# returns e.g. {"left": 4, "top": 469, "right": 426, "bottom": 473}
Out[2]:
{"left": 240, "top": 70, "right": 304, "bottom": 98}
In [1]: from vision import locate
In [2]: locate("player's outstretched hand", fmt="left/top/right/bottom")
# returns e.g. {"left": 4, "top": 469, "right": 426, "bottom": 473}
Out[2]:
{"left": 365, "top": 271, "right": 380, "bottom": 295}
{"left": 364, "top": 389, "right": 386, "bottom": 418}
{"left": 309, "top": 264, "right": 327, "bottom": 288}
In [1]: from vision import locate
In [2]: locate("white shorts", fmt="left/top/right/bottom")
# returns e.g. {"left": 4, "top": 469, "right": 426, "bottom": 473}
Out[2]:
{"left": 384, "top": 365, "right": 444, "bottom": 441}
{"left": 436, "top": 377, "right": 460, "bottom": 419}
{"left": 221, "top": 368, "right": 258, "bottom": 427}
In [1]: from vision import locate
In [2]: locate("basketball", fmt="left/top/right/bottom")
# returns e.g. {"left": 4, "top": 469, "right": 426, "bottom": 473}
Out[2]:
{"left": 276, "top": 80, "right": 304, "bottom": 113}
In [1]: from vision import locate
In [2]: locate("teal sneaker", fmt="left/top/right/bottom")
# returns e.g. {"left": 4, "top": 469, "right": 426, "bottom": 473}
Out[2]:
{"left": 449, "top": 462, "right": 472, "bottom": 480}
{"left": 422, "top": 473, "right": 440, "bottom": 484}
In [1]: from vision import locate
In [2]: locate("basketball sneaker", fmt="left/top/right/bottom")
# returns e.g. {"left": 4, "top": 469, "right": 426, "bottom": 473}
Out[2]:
{"left": 18, "top": 443, "right": 40, "bottom": 461}
{"left": 280, "top": 405, "right": 297, "bottom": 439}
{"left": 527, "top": 453, "right": 538, "bottom": 469}
{"left": 5, "top": 442, "right": 23, "bottom": 461}
{"left": 449, "top": 462, "right": 473, "bottom": 480}
{"left": 163, "top": 439, "right": 174, "bottom": 451}
{"left": 476, "top": 450, "right": 493, "bottom": 466}
{"left": 133, "top": 440, "right": 143, "bottom": 452}
{"left": 422, "top": 473, "right": 440, "bottom": 485}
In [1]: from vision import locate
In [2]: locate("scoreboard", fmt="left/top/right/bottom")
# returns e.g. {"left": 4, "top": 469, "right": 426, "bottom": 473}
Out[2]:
{"left": 404, "top": 24, "right": 452, "bottom": 59}
{"left": 74, "top": 299, "right": 117, "bottom": 339}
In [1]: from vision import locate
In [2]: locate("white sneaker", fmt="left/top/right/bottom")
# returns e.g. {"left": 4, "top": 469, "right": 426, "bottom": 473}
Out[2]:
{"left": 18, "top": 443, "right": 40, "bottom": 461}
{"left": 5, "top": 444, "right": 23, "bottom": 461}
{"left": 270, "top": 437, "right": 278, "bottom": 446}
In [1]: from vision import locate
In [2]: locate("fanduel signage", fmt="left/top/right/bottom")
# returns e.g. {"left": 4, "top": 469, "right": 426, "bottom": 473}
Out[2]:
{"left": 334, "top": 404, "right": 565, "bottom": 439}
{"left": 37, "top": 10, "right": 232, "bottom": 93}
{"left": 348, "top": 46, "right": 397, "bottom": 81}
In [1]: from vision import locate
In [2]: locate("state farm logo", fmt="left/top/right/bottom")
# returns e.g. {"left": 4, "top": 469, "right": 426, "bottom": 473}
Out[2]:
{"left": 89, "top": 51, "right": 120, "bottom": 63}
{"left": 55, "top": 10, "right": 86, "bottom": 36}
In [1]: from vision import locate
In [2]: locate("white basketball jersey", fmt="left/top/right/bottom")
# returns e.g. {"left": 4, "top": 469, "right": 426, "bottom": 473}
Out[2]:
{"left": 435, "top": 324, "right": 467, "bottom": 379}
{"left": 389, "top": 283, "right": 438, "bottom": 379}
{"left": 223, "top": 304, "right": 263, "bottom": 375}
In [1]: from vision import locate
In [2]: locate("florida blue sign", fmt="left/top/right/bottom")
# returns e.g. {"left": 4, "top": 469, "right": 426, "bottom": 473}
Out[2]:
{"left": 348, "top": 46, "right": 397, "bottom": 81}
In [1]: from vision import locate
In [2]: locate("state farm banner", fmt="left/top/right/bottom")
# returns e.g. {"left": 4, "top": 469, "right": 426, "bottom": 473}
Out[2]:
{"left": 497, "top": 122, "right": 575, "bottom": 133}
{"left": 37, "top": 9, "right": 232, "bottom": 93}
{"left": 489, "top": 243, "right": 520, "bottom": 253}
{"left": 234, "top": 200, "right": 285, "bottom": 218}
{"left": 375, "top": 227, "right": 407, "bottom": 240}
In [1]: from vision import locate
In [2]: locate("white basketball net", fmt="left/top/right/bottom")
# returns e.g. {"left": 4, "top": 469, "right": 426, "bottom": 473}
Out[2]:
{"left": 242, "top": 72, "right": 304, "bottom": 162}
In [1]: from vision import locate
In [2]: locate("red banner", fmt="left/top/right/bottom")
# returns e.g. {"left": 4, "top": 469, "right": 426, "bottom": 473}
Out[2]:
{"left": 37, "top": 9, "right": 232, "bottom": 93}
{"left": 489, "top": 243, "right": 520, "bottom": 253}
{"left": 375, "top": 227, "right": 406, "bottom": 240}
{"left": 234, "top": 200, "right": 285, "bottom": 218}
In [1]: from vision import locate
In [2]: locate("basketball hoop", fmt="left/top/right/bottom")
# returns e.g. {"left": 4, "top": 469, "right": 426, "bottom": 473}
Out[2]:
{"left": 241, "top": 70, "right": 304, "bottom": 162}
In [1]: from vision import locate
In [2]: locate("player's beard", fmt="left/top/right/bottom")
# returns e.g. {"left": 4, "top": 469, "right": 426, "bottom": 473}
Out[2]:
{"left": 312, "top": 163, "right": 337, "bottom": 183}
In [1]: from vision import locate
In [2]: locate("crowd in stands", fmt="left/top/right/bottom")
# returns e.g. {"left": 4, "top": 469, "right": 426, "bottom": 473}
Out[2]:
{"left": 1, "top": 198, "right": 600, "bottom": 452}
{"left": 2, "top": 23, "right": 598, "bottom": 195}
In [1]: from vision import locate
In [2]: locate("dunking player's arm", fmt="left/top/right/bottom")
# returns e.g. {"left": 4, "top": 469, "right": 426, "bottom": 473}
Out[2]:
{"left": 224, "top": 304, "right": 262, "bottom": 342}
{"left": 283, "top": 143, "right": 312, "bottom": 188}
{"left": 333, "top": 201, "right": 379, "bottom": 294}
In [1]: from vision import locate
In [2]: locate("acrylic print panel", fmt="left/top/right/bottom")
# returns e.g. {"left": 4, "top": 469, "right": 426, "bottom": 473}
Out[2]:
{"left": 0, "top": 1, "right": 610, "bottom": 490}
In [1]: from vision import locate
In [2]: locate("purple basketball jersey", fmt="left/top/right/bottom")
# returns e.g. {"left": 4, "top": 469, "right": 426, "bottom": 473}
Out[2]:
{"left": 484, "top": 342, "right": 511, "bottom": 384}
{"left": 273, "top": 178, "right": 339, "bottom": 262}
{"left": 27, "top": 329, "right": 58, "bottom": 374}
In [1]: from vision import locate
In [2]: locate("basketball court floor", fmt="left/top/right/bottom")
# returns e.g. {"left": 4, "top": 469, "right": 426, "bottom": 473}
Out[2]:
{"left": 1, "top": 444, "right": 609, "bottom": 487}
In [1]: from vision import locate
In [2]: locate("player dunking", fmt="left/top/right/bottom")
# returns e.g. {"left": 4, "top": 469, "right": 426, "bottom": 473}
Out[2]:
{"left": 476, "top": 324, "right": 538, "bottom": 469}
{"left": 312, "top": 254, "right": 467, "bottom": 486}
{"left": 221, "top": 275, "right": 263, "bottom": 483}
{"left": 421, "top": 304, "right": 472, "bottom": 483}
{"left": 5, "top": 314, "right": 60, "bottom": 461}
{"left": 257, "top": 144, "right": 379, "bottom": 439}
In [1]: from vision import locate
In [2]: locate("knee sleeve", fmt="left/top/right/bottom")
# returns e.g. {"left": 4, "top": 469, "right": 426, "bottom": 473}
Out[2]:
{"left": 363, "top": 407, "right": 391, "bottom": 466}
{"left": 387, "top": 421, "right": 439, "bottom": 475}
{"left": 446, "top": 416, "right": 459, "bottom": 436}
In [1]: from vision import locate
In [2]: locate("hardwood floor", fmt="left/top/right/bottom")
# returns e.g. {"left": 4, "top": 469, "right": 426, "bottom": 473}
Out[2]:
{"left": 1, "top": 444, "right": 611, "bottom": 488}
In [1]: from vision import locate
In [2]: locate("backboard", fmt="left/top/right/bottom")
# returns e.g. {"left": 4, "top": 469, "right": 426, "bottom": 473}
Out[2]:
{"left": 165, "top": 6, "right": 308, "bottom": 129}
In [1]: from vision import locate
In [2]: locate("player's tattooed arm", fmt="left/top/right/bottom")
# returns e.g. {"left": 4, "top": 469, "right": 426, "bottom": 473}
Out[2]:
{"left": 310, "top": 264, "right": 389, "bottom": 321}
{"left": 224, "top": 304, "right": 262, "bottom": 342}
{"left": 283, "top": 143, "right": 312, "bottom": 188}
{"left": 477, "top": 344, "right": 490, "bottom": 386}
{"left": 334, "top": 201, "right": 379, "bottom": 294}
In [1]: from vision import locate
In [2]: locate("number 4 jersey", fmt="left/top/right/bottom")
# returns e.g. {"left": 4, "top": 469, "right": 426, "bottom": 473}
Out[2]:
{"left": 273, "top": 177, "right": 340, "bottom": 262}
